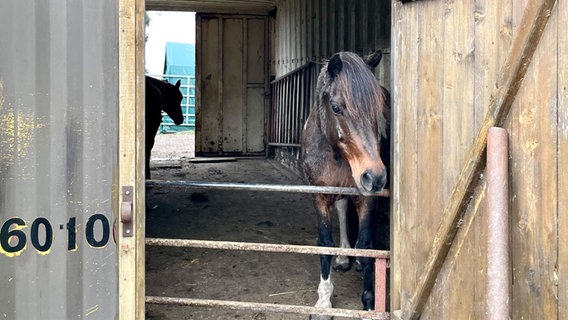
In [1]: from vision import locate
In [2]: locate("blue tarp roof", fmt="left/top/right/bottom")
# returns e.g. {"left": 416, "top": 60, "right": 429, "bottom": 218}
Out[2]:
{"left": 163, "top": 42, "right": 195, "bottom": 76}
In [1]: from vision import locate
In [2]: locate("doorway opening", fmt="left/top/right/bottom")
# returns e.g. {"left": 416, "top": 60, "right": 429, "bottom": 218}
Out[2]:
{"left": 145, "top": 10, "right": 196, "bottom": 167}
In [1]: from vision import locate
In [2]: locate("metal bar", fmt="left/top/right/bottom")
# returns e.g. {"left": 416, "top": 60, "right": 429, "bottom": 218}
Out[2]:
{"left": 375, "top": 258, "right": 388, "bottom": 313}
{"left": 267, "top": 142, "right": 302, "bottom": 148}
{"left": 271, "top": 61, "right": 315, "bottom": 84}
{"left": 146, "top": 180, "right": 390, "bottom": 197}
{"left": 486, "top": 127, "right": 510, "bottom": 320}
{"left": 146, "top": 296, "right": 390, "bottom": 320}
{"left": 146, "top": 238, "right": 390, "bottom": 259}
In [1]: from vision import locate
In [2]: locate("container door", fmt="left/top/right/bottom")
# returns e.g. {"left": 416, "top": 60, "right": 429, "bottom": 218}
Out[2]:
{"left": 0, "top": 1, "right": 142, "bottom": 319}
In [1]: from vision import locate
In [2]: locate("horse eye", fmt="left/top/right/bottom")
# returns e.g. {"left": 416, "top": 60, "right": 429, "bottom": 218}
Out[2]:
{"left": 331, "top": 102, "right": 343, "bottom": 115}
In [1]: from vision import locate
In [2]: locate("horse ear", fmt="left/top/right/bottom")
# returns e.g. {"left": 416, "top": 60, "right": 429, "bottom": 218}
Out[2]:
{"left": 364, "top": 50, "right": 383, "bottom": 71}
{"left": 327, "top": 53, "right": 343, "bottom": 79}
{"left": 175, "top": 80, "right": 181, "bottom": 88}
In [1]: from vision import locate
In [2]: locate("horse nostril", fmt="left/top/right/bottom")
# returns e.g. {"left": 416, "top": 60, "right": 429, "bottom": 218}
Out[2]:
{"left": 360, "top": 169, "right": 387, "bottom": 193}
{"left": 360, "top": 170, "right": 375, "bottom": 192}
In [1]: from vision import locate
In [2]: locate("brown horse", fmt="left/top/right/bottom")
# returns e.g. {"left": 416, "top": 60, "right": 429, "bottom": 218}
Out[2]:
{"left": 145, "top": 76, "right": 184, "bottom": 179}
{"left": 301, "top": 51, "right": 390, "bottom": 319}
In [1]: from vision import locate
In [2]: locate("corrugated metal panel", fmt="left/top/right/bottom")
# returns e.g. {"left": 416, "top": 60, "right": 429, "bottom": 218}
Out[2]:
{"left": 273, "top": 0, "right": 391, "bottom": 86}
{"left": 146, "top": 0, "right": 276, "bottom": 14}
{"left": 0, "top": 1, "right": 118, "bottom": 319}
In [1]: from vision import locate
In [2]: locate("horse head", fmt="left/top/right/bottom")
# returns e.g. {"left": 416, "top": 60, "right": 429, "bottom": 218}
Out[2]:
{"left": 162, "top": 80, "right": 184, "bottom": 125}
{"left": 316, "top": 51, "right": 389, "bottom": 195}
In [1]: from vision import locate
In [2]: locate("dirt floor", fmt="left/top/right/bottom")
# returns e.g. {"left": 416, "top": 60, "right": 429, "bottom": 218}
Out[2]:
{"left": 145, "top": 133, "right": 370, "bottom": 320}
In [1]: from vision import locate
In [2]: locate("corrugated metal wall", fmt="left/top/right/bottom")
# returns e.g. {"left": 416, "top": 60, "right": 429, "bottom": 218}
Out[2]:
{"left": 273, "top": 0, "right": 391, "bottom": 87}
{"left": 392, "top": 0, "right": 567, "bottom": 318}
{"left": 0, "top": 1, "right": 118, "bottom": 319}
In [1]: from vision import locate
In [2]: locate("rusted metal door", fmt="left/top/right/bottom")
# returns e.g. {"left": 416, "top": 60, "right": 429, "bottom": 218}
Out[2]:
{"left": 196, "top": 14, "right": 269, "bottom": 156}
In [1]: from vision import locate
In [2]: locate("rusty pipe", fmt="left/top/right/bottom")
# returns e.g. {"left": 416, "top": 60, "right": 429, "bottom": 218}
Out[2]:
{"left": 486, "top": 127, "right": 510, "bottom": 320}
{"left": 374, "top": 258, "right": 388, "bottom": 313}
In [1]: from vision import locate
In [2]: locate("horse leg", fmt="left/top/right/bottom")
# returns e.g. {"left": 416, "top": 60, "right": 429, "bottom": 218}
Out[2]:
{"left": 355, "top": 197, "right": 375, "bottom": 311}
{"left": 145, "top": 132, "right": 155, "bottom": 179}
{"left": 333, "top": 198, "right": 352, "bottom": 272}
{"left": 310, "top": 194, "right": 335, "bottom": 320}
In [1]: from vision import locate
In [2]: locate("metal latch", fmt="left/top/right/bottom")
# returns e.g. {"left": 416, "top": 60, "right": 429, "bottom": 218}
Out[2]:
{"left": 121, "top": 186, "right": 134, "bottom": 237}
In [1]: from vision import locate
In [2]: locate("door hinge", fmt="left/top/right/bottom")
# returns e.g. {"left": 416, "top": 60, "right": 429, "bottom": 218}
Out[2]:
{"left": 121, "top": 186, "right": 134, "bottom": 237}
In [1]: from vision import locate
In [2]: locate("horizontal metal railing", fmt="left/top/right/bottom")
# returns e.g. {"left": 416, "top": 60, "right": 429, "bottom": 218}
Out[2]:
{"left": 145, "top": 179, "right": 390, "bottom": 319}
{"left": 146, "top": 180, "right": 390, "bottom": 197}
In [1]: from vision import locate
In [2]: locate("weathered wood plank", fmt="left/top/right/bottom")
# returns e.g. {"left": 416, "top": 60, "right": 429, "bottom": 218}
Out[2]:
{"left": 222, "top": 18, "right": 244, "bottom": 152}
{"left": 558, "top": 0, "right": 568, "bottom": 318}
{"left": 400, "top": 0, "right": 557, "bottom": 318}
{"left": 509, "top": 2, "right": 558, "bottom": 318}
{"left": 414, "top": 1, "right": 444, "bottom": 318}
{"left": 196, "top": 16, "right": 221, "bottom": 153}
{"left": 472, "top": 1, "right": 513, "bottom": 318}
{"left": 391, "top": 0, "right": 419, "bottom": 312}
{"left": 439, "top": 0, "right": 476, "bottom": 318}
{"left": 118, "top": 0, "right": 145, "bottom": 318}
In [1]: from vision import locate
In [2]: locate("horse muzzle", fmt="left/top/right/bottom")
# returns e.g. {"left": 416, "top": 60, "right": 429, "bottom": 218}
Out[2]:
{"left": 359, "top": 168, "right": 387, "bottom": 195}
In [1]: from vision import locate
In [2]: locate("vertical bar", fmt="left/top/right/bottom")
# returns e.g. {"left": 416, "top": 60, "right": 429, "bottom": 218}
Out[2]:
{"left": 269, "top": 82, "right": 275, "bottom": 144}
{"left": 375, "top": 258, "right": 388, "bottom": 313}
{"left": 295, "top": 72, "right": 300, "bottom": 143}
{"left": 486, "top": 127, "right": 510, "bottom": 320}
{"left": 297, "top": 69, "right": 305, "bottom": 143}
{"left": 276, "top": 80, "right": 281, "bottom": 144}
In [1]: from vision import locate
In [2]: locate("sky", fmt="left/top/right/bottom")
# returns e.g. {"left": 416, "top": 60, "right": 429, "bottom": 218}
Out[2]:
{"left": 145, "top": 11, "right": 196, "bottom": 75}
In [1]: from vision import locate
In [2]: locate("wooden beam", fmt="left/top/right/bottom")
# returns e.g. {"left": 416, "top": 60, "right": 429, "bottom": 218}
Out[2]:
{"left": 118, "top": 0, "right": 145, "bottom": 319}
{"left": 400, "top": 0, "right": 557, "bottom": 319}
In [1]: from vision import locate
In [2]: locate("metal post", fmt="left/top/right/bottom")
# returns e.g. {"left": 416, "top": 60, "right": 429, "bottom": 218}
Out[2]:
{"left": 375, "top": 258, "right": 388, "bottom": 312}
{"left": 486, "top": 127, "right": 510, "bottom": 320}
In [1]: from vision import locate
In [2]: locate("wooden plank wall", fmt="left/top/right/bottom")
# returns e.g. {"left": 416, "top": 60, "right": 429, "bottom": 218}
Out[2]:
{"left": 392, "top": 0, "right": 566, "bottom": 318}
{"left": 273, "top": 0, "right": 391, "bottom": 88}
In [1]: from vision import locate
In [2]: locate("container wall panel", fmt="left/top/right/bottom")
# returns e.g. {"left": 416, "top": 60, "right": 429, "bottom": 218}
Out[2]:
{"left": 0, "top": 1, "right": 118, "bottom": 319}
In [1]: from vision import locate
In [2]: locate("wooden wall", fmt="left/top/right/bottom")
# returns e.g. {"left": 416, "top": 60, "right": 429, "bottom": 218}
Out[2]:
{"left": 392, "top": 0, "right": 567, "bottom": 318}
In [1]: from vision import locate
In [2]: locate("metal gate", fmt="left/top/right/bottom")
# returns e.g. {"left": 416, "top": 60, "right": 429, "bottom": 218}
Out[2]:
{"left": 145, "top": 179, "right": 391, "bottom": 319}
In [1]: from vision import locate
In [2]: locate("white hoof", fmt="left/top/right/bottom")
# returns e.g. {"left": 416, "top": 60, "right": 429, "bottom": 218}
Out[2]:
{"left": 311, "top": 276, "right": 334, "bottom": 319}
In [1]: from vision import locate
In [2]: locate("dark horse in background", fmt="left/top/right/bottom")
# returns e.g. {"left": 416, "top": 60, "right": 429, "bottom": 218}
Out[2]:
{"left": 301, "top": 51, "right": 390, "bottom": 319}
{"left": 145, "top": 75, "right": 184, "bottom": 179}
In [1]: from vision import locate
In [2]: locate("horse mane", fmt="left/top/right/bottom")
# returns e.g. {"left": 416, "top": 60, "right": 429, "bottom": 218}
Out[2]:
{"left": 319, "top": 52, "right": 389, "bottom": 139}
{"left": 146, "top": 76, "right": 174, "bottom": 92}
